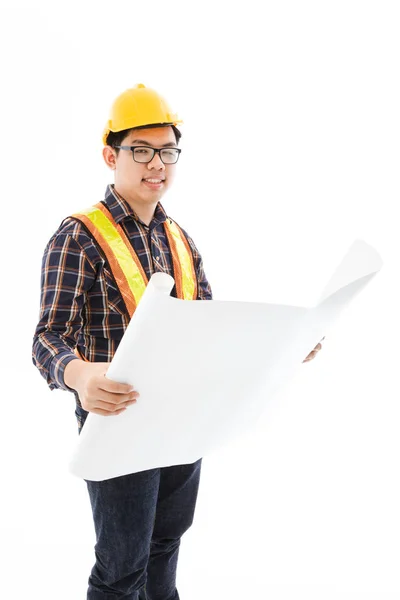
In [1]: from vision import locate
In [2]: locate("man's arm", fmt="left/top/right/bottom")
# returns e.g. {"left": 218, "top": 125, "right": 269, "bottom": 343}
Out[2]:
{"left": 195, "top": 253, "right": 213, "bottom": 300}
{"left": 185, "top": 233, "right": 213, "bottom": 300}
{"left": 32, "top": 231, "right": 97, "bottom": 392}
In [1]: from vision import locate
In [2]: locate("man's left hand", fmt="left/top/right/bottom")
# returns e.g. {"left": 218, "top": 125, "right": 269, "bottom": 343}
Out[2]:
{"left": 303, "top": 337, "right": 325, "bottom": 363}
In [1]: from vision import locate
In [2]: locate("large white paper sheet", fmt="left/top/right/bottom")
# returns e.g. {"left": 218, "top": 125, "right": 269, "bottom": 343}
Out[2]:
{"left": 68, "top": 239, "right": 382, "bottom": 481}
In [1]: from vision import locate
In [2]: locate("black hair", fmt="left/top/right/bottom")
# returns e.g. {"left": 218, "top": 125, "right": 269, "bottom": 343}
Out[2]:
{"left": 106, "top": 123, "right": 181, "bottom": 156}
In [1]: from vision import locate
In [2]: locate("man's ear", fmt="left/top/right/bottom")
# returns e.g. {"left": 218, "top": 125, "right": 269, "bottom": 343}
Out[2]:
{"left": 103, "top": 146, "right": 117, "bottom": 170}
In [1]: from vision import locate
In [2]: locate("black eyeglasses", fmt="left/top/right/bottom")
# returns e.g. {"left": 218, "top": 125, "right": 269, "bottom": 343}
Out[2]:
{"left": 113, "top": 145, "right": 182, "bottom": 164}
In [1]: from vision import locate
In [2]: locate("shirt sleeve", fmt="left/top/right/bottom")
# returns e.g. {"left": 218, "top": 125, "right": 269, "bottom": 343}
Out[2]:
{"left": 32, "top": 231, "right": 97, "bottom": 392}
{"left": 185, "top": 234, "right": 213, "bottom": 301}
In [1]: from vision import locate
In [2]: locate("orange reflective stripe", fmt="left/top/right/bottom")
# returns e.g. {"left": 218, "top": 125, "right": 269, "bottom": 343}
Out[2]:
{"left": 178, "top": 227, "right": 198, "bottom": 300}
{"left": 164, "top": 222, "right": 184, "bottom": 298}
{"left": 164, "top": 218, "right": 198, "bottom": 300}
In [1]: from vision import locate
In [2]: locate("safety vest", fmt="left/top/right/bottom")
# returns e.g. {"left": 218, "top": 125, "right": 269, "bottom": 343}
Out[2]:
{"left": 68, "top": 201, "right": 198, "bottom": 361}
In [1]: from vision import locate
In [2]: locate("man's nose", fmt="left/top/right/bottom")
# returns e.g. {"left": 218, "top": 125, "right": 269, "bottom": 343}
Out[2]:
{"left": 147, "top": 152, "right": 165, "bottom": 169}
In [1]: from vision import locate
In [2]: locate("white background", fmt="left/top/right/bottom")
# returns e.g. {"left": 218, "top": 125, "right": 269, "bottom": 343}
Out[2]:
{"left": 0, "top": 1, "right": 398, "bottom": 598}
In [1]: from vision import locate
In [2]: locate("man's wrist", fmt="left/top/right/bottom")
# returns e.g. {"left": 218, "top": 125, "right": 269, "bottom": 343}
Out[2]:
{"left": 64, "top": 358, "right": 87, "bottom": 391}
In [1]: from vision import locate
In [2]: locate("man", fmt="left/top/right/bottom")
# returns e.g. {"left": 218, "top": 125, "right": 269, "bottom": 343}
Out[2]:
{"left": 32, "top": 83, "right": 322, "bottom": 599}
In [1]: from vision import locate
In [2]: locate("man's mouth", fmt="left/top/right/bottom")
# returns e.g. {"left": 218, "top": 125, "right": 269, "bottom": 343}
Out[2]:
{"left": 142, "top": 178, "right": 165, "bottom": 189}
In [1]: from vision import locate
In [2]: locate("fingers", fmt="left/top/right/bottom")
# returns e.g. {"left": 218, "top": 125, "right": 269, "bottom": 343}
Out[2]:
{"left": 97, "top": 388, "right": 139, "bottom": 402}
{"left": 98, "top": 376, "right": 136, "bottom": 395}
{"left": 88, "top": 389, "right": 139, "bottom": 410}
{"left": 303, "top": 338, "right": 324, "bottom": 363}
{"left": 91, "top": 406, "right": 128, "bottom": 416}
{"left": 93, "top": 398, "right": 138, "bottom": 415}
{"left": 303, "top": 350, "right": 317, "bottom": 362}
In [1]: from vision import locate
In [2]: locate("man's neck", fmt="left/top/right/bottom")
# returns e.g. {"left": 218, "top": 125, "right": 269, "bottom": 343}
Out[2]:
{"left": 113, "top": 185, "right": 157, "bottom": 227}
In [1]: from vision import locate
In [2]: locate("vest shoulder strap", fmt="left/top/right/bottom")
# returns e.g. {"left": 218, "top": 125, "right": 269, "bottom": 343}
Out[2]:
{"left": 164, "top": 217, "right": 198, "bottom": 301}
{"left": 70, "top": 202, "right": 147, "bottom": 318}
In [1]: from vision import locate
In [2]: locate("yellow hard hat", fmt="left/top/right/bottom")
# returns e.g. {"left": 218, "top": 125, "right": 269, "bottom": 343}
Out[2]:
{"left": 102, "top": 83, "right": 183, "bottom": 146}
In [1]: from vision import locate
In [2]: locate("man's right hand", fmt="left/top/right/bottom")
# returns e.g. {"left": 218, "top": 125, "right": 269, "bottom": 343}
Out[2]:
{"left": 65, "top": 360, "right": 140, "bottom": 416}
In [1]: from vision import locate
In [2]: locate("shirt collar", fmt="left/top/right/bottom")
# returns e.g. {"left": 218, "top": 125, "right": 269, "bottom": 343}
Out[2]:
{"left": 103, "top": 183, "right": 168, "bottom": 229}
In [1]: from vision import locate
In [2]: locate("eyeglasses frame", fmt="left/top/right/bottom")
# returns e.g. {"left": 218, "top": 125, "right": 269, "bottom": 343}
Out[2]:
{"left": 113, "top": 145, "right": 182, "bottom": 164}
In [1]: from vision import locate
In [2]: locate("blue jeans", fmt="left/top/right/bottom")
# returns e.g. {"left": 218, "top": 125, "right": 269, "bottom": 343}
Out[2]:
{"left": 75, "top": 404, "right": 203, "bottom": 600}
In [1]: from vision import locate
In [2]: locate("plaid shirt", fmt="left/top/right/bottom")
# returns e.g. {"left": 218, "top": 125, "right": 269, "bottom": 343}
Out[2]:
{"left": 32, "top": 184, "right": 213, "bottom": 405}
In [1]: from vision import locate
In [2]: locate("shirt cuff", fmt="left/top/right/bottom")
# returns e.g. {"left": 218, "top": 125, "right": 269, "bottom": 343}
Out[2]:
{"left": 49, "top": 352, "right": 80, "bottom": 392}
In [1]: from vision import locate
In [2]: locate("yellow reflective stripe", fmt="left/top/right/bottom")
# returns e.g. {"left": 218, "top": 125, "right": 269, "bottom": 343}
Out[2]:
{"left": 166, "top": 219, "right": 196, "bottom": 300}
{"left": 73, "top": 205, "right": 147, "bottom": 303}
{"left": 70, "top": 212, "right": 137, "bottom": 317}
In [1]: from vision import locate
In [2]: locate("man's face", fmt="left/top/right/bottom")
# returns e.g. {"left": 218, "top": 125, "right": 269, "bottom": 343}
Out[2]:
{"left": 106, "top": 126, "right": 178, "bottom": 206}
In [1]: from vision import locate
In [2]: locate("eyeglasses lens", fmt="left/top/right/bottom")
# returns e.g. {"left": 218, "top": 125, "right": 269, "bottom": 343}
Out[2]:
{"left": 133, "top": 148, "right": 179, "bottom": 164}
